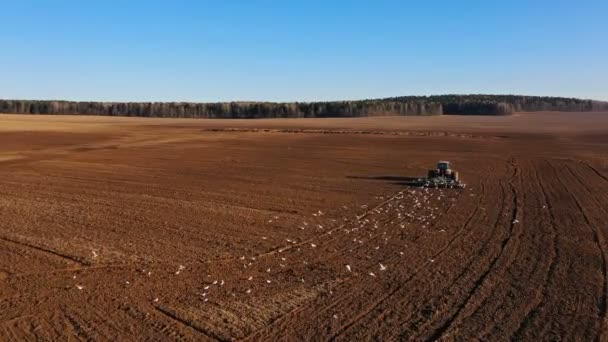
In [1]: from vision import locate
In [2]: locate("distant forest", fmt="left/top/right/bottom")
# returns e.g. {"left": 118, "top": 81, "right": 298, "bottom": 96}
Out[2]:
{"left": 0, "top": 95, "right": 606, "bottom": 119}
{"left": 402, "top": 95, "right": 608, "bottom": 115}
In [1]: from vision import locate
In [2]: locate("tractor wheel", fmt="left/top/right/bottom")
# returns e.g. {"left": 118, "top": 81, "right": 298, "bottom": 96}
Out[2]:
{"left": 427, "top": 170, "right": 436, "bottom": 178}
{"left": 452, "top": 171, "right": 459, "bottom": 182}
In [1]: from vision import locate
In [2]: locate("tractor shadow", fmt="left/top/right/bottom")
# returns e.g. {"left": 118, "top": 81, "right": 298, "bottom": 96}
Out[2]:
{"left": 347, "top": 175, "right": 428, "bottom": 187}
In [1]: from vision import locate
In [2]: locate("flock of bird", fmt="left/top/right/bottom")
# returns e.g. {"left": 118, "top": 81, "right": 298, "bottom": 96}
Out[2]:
{"left": 72, "top": 184, "right": 466, "bottom": 320}
{"left": 178, "top": 187, "right": 457, "bottom": 303}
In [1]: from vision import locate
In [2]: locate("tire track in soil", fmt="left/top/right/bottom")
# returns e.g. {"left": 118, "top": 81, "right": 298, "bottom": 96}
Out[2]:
{"left": 423, "top": 158, "right": 520, "bottom": 341}
{"left": 397, "top": 179, "right": 503, "bottom": 340}
{"left": 577, "top": 160, "right": 608, "bottom": 340}
{"left": 326, "top": 181, "right": 483, "bottom": 340}
{"left": 0, "top": 236, "right": 85, "bottom": 266}
{"left": 507, "top": 159, "right": 559, "bottom": 340}
{"left": 62, "top": 308, "right": 125, "bottom": 341}
{"left": 468, "top": 160, "right": 601, "bottom": 340}
{"left": 325, "top": 188, "right": 470, "bottom": 337}
{"left": 560, "top": 161, "right": 608, "bottom": 341}
{"left": 64, "top": 311, "right": 96, "bottom": 341}
{"left": 242, "top": 187, "right": 417, "bottom": 261}
{"left": 551, "top": 161, "right": 605, "bottom": 339}
{"left": 459, "top": 159, "right": 559, "bottom": 340}
{"left": 514, "top": 159, "right": 607, "bottom": 340}
{"left": 337, "top": 162, "right": 522, "bottom": 341}
{"left": 244, "top": 185, "right": 469, "bottom": 341}
{"left": 258, "top": 188, "right": 458, "bottom": 335}
{"left": 153, "top": 305, "right": 226, "bottom": 342}
{"left": 581, "top": 160, "right": 608, "bottom": 184}
{"left": 8, "top": 263, "right": 132, "bottom": 279}
{"left": 1, "top": 315, "right": 60, "bottom": 341}
{"left": 120, "top": 303, "right": 195, "bottom": 341}
{"left": 333, "top": 181, "right": 487, "bottom": 341}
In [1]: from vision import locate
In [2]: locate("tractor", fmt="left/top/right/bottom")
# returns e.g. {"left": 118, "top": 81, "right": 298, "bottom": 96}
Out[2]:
{"left": 425, "top": 161, "right": 462, "bottom": 187}
{"left": 428, "top": 161, "right": 459, "bottom": 182}
{"left": 402, "top": 160, "right": 464, "bottom": 188}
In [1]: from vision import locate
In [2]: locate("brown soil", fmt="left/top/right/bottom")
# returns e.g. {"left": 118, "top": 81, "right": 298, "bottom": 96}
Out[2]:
{"left": 1, "top": 112, "right": 608, "bottom": 341}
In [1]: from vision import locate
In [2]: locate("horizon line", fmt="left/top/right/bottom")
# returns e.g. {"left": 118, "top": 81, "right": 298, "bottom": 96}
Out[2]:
{"left": 1, "top": 93, "right": 606, "bottom": 104}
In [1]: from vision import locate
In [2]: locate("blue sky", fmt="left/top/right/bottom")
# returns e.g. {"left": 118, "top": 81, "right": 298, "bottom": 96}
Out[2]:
{"left": 1, "top": 1, "right": 607, "bottom": 102}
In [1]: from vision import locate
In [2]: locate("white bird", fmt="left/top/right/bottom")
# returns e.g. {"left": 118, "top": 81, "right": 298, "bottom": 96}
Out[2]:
{"left": 153, "top": 298, "right": 159, "bottom": 302}
{"left": 246, "top": 289, "right": 251, "bottom": 294}
{"left": 311, "top": 243, "right": 317, "bottom": 248}
{"left": 379, "top": 263, "right": 387, "bottom": 271}
{"left": 75, "top": 285, "right": 84, "bottom": 290}
{"left": 346, "top": 265, "right": 352, "bottom": 272}
{"left": 513, "top": 219, "right": 520, "bottom": 224}
{"left": 266, "top": 279, "right": 272, "bottom": 284}
{"left": 175, "top": 265, "right": 185, "bottom": 275}
{"left": 369, "top": 272, "right": 376, "bottom": 277}
{"left": 248, "top": 276, "right": 253, "bottom": 281}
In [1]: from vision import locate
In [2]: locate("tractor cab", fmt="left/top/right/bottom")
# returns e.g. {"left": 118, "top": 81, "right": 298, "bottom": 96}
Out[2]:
{"left": 428, "top": 160, "right": 459, "bottom": 182}
{"left": 437, "top": 161, "right": 450, "bottom": 171}
{"left": 436, "top": 161, "right": 452, "bottom": 177}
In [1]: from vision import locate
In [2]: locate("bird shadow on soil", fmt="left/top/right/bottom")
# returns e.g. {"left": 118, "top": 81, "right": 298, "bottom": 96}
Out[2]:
{"left": 347, "top": 175, "right": 427, "bottom": 187}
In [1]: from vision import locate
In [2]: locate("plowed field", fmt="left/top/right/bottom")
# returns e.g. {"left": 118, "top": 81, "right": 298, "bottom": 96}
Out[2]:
{"left": 1, "top": 112, "right": 608, "bottom": 341}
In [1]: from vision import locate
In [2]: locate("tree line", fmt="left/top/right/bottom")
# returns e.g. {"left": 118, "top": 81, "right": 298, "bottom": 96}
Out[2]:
{"left": 0, "top": 95, "right": 605, "bottom": 118}
{"left": 388, "top": 95, "right": 607, "bottom": 115}
{"left": 0, "top": 99, "right": 443, "bottom": 118}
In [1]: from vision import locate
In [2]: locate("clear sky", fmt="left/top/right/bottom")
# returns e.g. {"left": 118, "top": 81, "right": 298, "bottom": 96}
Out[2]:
{"left": 1, "top": 1, "right": 607, "bottom": 102}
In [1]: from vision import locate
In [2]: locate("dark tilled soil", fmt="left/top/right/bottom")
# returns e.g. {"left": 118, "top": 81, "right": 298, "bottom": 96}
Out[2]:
{"left": 1, "top": 112, "right": 608, "bottom": 341}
